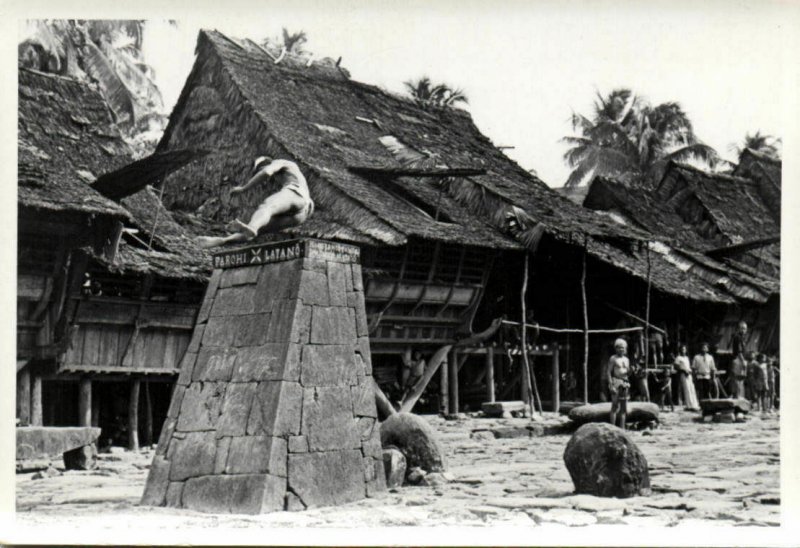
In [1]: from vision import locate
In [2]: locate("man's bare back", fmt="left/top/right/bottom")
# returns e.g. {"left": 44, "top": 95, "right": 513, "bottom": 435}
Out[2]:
{"left": 197, "top": 157, "right": 314, "bottom": 249}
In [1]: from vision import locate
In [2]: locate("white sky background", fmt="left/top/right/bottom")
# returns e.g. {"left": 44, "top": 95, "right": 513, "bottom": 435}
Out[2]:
{"left": 140, "top": 1, "right": 790, "bottom": 187}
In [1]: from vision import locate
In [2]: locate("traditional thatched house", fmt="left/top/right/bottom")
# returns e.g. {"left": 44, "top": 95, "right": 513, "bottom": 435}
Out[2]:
{"left": 159, "top": 30, "right": 736, "bottom": 410}
{"left": 17, "top": 67, "right": 207, "bottom": 448}
{"left": 583, "top": 162, "right": 780, "bottom": 361}
{"left": 732, "top": 148, "right": 781, "bottom": 223}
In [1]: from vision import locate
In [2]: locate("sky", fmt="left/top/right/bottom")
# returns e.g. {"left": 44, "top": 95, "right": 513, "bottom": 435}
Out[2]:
{"left": 133, "top": 1, "right": 792, "bottom": 187}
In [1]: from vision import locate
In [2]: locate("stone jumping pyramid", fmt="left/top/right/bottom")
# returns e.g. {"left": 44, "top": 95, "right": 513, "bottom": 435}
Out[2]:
{"left": 142, "top": 239, "right": 386, "bottom": 513}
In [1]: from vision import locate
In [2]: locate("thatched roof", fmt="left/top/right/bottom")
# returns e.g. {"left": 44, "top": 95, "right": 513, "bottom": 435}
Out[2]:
{"left": 18, "top": 68, "right": 209, "bottom": 282}
{"left": 583, "top": 171, "right": 779, "bottom": 303}
{"left": 158, "top": 29, "right": 647, "bottom": 251}
{"left": 111, "top": 187, "right": 212, "bottom": 281}
{"left": 18, "top": 68, "right": 130, "bottom": 220}
{"left": 655, "top": 162, "right": 779, "bottom": 246}
{"left": 733, "top": 148, "right": 781, "bottom": 222}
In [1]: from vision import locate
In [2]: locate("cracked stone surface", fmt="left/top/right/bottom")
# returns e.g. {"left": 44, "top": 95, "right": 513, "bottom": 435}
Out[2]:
{"left": 15, "top": 409, "right": 779, "bottom": 529}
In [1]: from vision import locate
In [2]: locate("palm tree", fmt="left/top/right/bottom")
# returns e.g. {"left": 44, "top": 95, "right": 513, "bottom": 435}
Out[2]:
{"left": 281, "top": 28, "right": 307, "bottom": 53}
{"left": 562, "top": 88, "right": 719, "bottom": 187}
{"left": 730, "top": 131, "right": 782, "bottom": 161}
{"left": 404, "top": 76, "right": 468, "bottom": 109}
{"left": 19, "top": 19, "right": 167, "bottom": 156}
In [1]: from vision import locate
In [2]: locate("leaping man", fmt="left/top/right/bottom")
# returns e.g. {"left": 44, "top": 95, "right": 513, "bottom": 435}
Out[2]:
{"left": 196, "top": 156, "right": 315, "bottom": 249}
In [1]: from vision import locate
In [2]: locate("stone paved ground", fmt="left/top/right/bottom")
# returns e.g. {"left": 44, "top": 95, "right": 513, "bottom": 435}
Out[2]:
{"left": 13, "top": 409, "right": 779, "bottom": 531}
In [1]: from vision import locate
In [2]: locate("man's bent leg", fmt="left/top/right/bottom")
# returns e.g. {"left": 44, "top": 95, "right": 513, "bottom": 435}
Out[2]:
{"left": 232, "top": 189, "right": 306, "bottom": 236}
{"left": 196, "top": 231, "right": 250, "bottom": 250}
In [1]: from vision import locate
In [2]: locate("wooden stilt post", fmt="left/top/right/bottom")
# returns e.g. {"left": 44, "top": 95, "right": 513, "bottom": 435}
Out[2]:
{"left": 581, "top": 236, "right": 589, "bottom": 404}
{"left": 552, "top": 344, "right": 560, "bottom": 412}
{"left": 486, "top": 347, "right": 495, "bottom": 403}
{"left": 645, "top": 245, "right": 652, "bottom": 367}
{"left": 449, "top": 348, "right": 459, "bottom": 414}
{"left": 78, "top": 378, "right": 92, "bottom": 427}
{"left": 440, "top": 354, "right": 449, "bottom": 415}
{"left": 31, "top": 374, "right": 43, "bottom": 426}
{"left": 17, "top": 368, "right": 31, "bottom": 426}
{"left": 129, "top": 379, "right": 140, "bottom": 451}
{"left": 520, "top": 252, "right": 535, "bottom": 416}
{"left": 91, "top": 390, "right": 100, "bottom": 427}
{"left": 144, "top": 381, "right": 153, "bottom": 447}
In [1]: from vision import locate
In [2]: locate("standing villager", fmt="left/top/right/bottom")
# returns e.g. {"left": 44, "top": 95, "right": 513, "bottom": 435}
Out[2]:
{"left": 729, "top": 321, "right": 748, "bottom": 398}
{"left": 768, "top": 356, "right": 779, "bottom": 411}
{"left": 674, "top": 344, "right": 699, "bottom": 411}
{"left": 197, "top": 157, "right": 315, "bottom": 249}
{"left": 745, "top": 351, "right": 759, "bottom": 407}
{"left": 656, "top": 364, "right": 675, "bottom": 412}
{"left": 692, "top": 342, "right": 716, "bottom": 401}
{"left": 752, "top": 353, "right": 771, "bottom": 415}
{"left": 400, "top": 348, "right": 426, "bottom": 396}
{"left": 607, "top": 338, "right": 631, "bottom": 429}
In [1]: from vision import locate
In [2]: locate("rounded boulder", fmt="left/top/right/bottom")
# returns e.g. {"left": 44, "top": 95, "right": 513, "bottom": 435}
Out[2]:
{"left": 563, "top": 422, "right": 650, "bottom": 498}
{"left": 379, "top": 413, "right": 446, "bottom": 474}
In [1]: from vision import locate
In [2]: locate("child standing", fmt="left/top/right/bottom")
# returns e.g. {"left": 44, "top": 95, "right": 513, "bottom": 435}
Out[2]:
{"left": 657, "top": 364, "right": 675, "bottom": 412}
{"left": 753, "top": 353, "right": 770, "bottom": 415}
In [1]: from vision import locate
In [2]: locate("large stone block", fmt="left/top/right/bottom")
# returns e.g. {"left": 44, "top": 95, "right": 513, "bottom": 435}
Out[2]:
{"left": 301, "top": 344, "right": 358, "bottom": 387}
{"left": 301, "top": 386, "right": 361, "bottom": 451}
{"left": 233, "top": 313, "right": 271, "bottom": 347}
{"left": 195, "top": 270, "right": 222, "bottom": 324}
{"left": 177, "top": 382, "right": 226, "bottom": 432}
{"left": 216, "top": 383, "right": 256, "bottom": 437}
{"left": 16, "top": 427, "right": 101, "bottom": 461}
{"left": 232, "top": 344, "right": 288, "bottom": 382}
{"left": 288, "top": 450, "right": 366, "bottom": 508}
{"left": 568, "top": 402, "right": 659, "bottom": 425}
{"left": 297, "top": 270, "right": 330, "bottom": 305}
{"left": 351, "top": 382, "right": 378, "bottom": 418}
{"left": 167, "top": 431, "right": 216, "bottom": 481}
{"left": 182, "top": 474, "right": 286, "bottom": 514}
{"left": 210, "top": 285, "right": 258, "bottom": 317}
{"left": 220, "top": 265, "right": 261, "bottom": 288}
{"left": 326, "top": 261, "right": 348, "bottom": 306}
{"left": 226, "top": 435, "right": 287, "bottom": 477}
{"left": 176, "top": 353, "right": 198, "bottom": 386}
{"left": 141, "top": 455, "right": 170, "bottom": 506}
{"left": 310, "top": 306, "right": 356, "bottom": 345}
{"left": 247, "top": 381, "right": 303, "bottom": 437}
{"left": 203, "top": 316, "right": 238, "bottom": 347}
{"left": 193, "top": 347, "right": 238, "bottom": 382}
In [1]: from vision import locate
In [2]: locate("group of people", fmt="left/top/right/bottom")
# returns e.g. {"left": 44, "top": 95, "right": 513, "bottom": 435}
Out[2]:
{"left": 606, "top": 322, "right": 779, "bottom": 429}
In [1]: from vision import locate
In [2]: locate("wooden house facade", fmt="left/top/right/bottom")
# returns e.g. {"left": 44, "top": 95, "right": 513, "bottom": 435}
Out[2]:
{"left": 17, "top": 68, "right": 208, "bottom": 448}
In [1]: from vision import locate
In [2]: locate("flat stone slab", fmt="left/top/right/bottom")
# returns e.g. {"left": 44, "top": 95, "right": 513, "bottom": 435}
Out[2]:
{"left": 700, "top": 398, "right": 751, "bottom": 415}
{"left": 16, "top": 427, "right": 101, "bottom": 461}
{"left": 568, "top": 402, "right": 659, "bottom": 425}
{"left": 481, "top": 401, "right": 526, "bottom": 417}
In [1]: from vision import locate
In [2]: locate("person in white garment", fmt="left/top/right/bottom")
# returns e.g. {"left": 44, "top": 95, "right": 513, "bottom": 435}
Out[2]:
{"left": 674, "top": 344, "right": 699, "bottom": 411}
{"left": 196, "top": 157, "right": 314, "bottom": 249}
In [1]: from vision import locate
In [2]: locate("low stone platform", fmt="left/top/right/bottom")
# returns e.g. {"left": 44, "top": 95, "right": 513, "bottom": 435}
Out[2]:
{"left": 568, "top": 402, "right": 659, "bottom": 425}
{"left": 141, "top": 239, "right": 386, "bottom": 514}
{"left": 481, "top": 401, "right": 526, "bottom": 418}
{"left": 700, "top": 398, "right": 751, "bottom": 416}
{"left": 16, "top": 426, "right": 100, "bottom": 462}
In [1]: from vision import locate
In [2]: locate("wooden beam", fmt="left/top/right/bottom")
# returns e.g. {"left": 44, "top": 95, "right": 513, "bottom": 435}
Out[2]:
{"left": 372, "top": 378, "right": 396, "bottom": 420}
{"left": 551, "top": 344, "right": 560, "bottom": 412}
{"left": 486, "top": 347, "right": 495, "bottom": 403}
{"left": 440, "top": 352, "right": 449, "bottom": 415}
{"left": 581, "top": 238, "right": 589, "bottom": 404}
{"left": 129, "top": 379, "right": 140, "bottom": 451}
{"left": 520, "top": 252, "right": 533, "bottom": 416}
{"left": 449, "top": 348, "right": 459, "bottom": 414}
{"left": 78, "top": 378, "right": 92, "bottom": 427}
{"left": 17, "top": 369, "right": 31, "bottom": 426}
{"left": 30, "top": 374, "right": 43, "bottom": 426}
{"left": 143, "top": 381, "right": 153, "bottom": 447}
